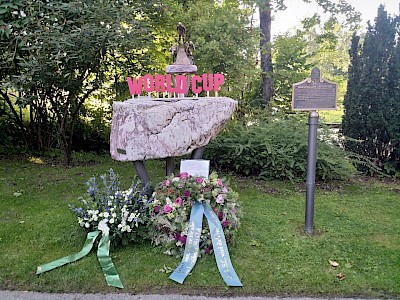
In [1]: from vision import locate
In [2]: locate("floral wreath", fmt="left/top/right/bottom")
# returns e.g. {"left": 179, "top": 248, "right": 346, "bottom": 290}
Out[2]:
{"left": 148, "top": 171, "right": 241, "bottom": 257}
{"left": 69, "top": 169, "right": 151, "bottom": 246}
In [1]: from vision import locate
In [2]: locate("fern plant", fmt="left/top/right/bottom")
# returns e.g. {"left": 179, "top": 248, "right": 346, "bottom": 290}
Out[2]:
{"left": 205, "top": 115, "right": 355, "bottom": 182}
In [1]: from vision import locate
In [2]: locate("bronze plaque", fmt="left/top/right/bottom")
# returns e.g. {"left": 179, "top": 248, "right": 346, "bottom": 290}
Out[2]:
{"left": 292, "top": 67, "right": 337, "bottom": 111}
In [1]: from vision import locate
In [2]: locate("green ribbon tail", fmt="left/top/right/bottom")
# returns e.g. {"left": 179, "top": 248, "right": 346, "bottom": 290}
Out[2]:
{"left": 97, "top": 234, "right": 124, "bottom": 289}
{"left": 36, "top": 230, "right": 101, "bottom": 275}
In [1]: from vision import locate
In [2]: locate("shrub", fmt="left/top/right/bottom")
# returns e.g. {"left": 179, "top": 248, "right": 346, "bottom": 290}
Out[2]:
{"left": 205, "top": 115, "right": 355, "bottom": 182}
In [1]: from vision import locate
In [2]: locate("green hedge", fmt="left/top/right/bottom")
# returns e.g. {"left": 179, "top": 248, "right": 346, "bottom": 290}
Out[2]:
{"left": 205, "top": 115, "right": 355, "bottom": 182}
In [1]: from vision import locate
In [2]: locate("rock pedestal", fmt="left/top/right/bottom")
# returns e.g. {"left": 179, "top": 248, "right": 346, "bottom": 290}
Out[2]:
{"left": 110, "top": 97, "right": 237, "bottom": 161}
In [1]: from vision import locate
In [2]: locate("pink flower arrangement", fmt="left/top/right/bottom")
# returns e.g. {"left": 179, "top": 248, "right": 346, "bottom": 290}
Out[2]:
{"left": 148, "top": 172, "right": 241, "bottom": 257}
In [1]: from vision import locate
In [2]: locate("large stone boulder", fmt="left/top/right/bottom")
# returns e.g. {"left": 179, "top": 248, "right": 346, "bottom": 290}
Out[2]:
{"left": 110, "top": 97, "right": 237, "bottom": 161}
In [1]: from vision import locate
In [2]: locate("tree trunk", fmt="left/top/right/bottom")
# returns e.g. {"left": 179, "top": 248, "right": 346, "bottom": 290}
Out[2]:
{"left": 0, "top": 89, "right": 29, "bottom": 147}
{"left": 259, "top": 1, "right": 274, "bottom": 107}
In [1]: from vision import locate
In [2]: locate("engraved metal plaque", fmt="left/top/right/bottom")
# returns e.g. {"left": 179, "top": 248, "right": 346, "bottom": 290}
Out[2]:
{"left": 292, "top": 67, "right": 337, "bottom": 111}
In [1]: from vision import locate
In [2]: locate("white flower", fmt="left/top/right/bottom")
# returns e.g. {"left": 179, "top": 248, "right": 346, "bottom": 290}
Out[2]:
{"left": 119, "top": 224, "right": 131, "bottom": 233}
{"left": 216, "top": 194, "right": 225, "bottom": 204}
{"left": 128, "top": 212, "right": 139, "bottom": 223}
{"left": 112, "top": 212, "right": 117, "bottom": 218}
{"left": 84, "top": 222, "right": 90, "bottom": 228}
{"left": 20, "top": 11, "right": 26, "bottom": 17}
{"left": 103, "top": 212, "right": 109, "bottom": 218}
{"left": 109, "top": 218, "right": 115, "bottom": 224}
{"left": 98, "top": 219, "right": 110, "bottom": 236}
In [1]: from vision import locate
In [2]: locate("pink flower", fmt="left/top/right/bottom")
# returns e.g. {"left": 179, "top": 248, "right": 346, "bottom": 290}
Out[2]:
{"left": 184, "top": 190, "right": 191, "bottom": 198}
{"left": 222, "top": 220, "right": 229, "bottom": 228}
{"left": 195, "top": 177, "right": 203, "bottom": 184}
{"left": 222, "top": 187, "right": 228, "bottom": 193}
{"left": 163, "top": 204, "right": 173, "bottom": 214}
{"left": 216, "top": 194, "right": 224, "bottom": 204}
{"left": 174, "top": 197, "right": 183, "bottom": 205}
{"left": 164, "top": 179, "right": 171, "bottom": 187}
{"left": 178, "top": 172, "right": 189, "bottom": 179}
{"left": 218, "top": 211, "right": 225, "bottom": 220}
{"left": 153, "top": 205, "right": 160, "bottom": 213}
{"left": 180, "top": 235, "right": 187, "bottom": 244}
{"left": 205, "top": 245, "right": 213, "bottom": 255}
{"left": 217, "top": 178, "right": 223, "bottom": 187}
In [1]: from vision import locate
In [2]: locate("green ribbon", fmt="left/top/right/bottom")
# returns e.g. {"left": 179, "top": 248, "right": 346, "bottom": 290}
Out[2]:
{"left": 36, "top": 231, "right": 100, "bottom": 274}
{"left": 36, "top": 230, "right": 123, "bottom": 288}
{"left": 97, "top": 233, "right": 124, "bottom": 288}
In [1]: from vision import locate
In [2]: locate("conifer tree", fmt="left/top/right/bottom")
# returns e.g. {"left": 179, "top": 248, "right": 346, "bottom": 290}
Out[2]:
{"left": 343, "top": 5, "right": 400, "bottom": 171}
{"left": 386, "top": 33, "right": 400, "bottom": 170}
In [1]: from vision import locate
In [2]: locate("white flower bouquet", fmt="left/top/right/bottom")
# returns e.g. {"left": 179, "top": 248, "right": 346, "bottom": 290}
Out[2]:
{"left": 69, "top": 169, "right": 151, "bottom": 246}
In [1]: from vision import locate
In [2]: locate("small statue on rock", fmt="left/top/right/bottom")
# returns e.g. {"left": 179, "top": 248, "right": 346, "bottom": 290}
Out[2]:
{"left": 177, "top": 22, "right": 186, "bottom": 43}
{"left": 169, "top": 44, "right": 178, "bottom": 63}
{"left": 167, "top": 22, "right": 197, "bottom": 69}
{"left": 186, "top": 41, "right": 195, "bottom": 64}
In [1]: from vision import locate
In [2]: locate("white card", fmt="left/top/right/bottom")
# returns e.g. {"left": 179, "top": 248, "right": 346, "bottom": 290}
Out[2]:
{"left": 180, "top": 159, "right": 210, "bottom": 178}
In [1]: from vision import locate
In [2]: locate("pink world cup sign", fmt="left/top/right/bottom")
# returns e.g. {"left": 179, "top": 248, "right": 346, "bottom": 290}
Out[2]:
{"left": 126, "top": 73, "right": 225, "bottom": 96}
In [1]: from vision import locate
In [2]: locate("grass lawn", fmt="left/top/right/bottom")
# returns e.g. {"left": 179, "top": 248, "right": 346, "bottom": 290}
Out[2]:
{"left": 319, "top": 109, "right": 344, "bottom": 124}
{"left": 0, "top": 154, "right": 399, "bottom": 298}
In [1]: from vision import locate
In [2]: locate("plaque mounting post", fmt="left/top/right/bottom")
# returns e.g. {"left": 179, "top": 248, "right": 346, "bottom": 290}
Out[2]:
{"left": 305, "top": 111, "right": 319, "bottom": 235}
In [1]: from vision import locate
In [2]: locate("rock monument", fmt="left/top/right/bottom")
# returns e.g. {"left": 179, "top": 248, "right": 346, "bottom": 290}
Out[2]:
{"left": 110, "top": 23, "right": 237, "bottom": 187}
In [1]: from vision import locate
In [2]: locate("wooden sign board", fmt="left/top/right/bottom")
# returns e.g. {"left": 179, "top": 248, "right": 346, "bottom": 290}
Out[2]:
{"left": 292, "top": 67, "right": 337, "bottom": 111}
